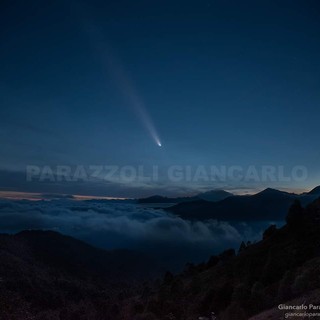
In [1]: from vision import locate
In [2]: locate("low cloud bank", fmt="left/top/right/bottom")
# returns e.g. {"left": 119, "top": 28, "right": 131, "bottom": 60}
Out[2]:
{"left": 0, "top": 199, "right": 273, "bottom": 269}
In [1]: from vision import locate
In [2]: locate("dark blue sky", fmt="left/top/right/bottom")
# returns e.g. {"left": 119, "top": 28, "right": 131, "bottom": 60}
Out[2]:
{"left": 1, "top": 0, "right": 320, "bottom": 197}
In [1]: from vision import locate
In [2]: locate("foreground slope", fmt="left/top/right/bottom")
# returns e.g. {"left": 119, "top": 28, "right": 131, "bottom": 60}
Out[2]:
{"left": 129, "top": 198, "right": 320, "bottom": 320}
{"left": 0, "top": 230, "right": 158, "bottom": 320}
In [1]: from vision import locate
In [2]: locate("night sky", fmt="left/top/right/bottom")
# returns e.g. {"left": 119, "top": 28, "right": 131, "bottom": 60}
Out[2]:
{"left": 1, "top": 0, "right": 320, "bottom": 198}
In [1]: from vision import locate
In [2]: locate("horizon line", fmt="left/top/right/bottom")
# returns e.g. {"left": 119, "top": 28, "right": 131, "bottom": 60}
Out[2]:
{"left": 0, "top": 186, "right": 315, "bottom": 201}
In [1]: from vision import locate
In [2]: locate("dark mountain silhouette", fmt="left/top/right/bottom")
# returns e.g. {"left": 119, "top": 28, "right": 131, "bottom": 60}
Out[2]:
{"left": 167, "top": 187, "right": 320, "bottom": 221}
{"left": 11, "top": 230, "right": 158, "bottom": 280}
{"left": 308, "top": 185, "right": 320, "bottom": 195}
{"left": 137, "top": 190, "right": 233, "bottom": 204}
{"left": 197, "top": 190, "right": 233, "bottom": 202}
{"left": 1, "top": 190, "right": 320, "bottom": 320}
{"left": 0, "top": 230, "right": 159, "bottom": 319}
{"left": 129, "top": 197, "right": 320, "bottom": 320}
{"left": 137, "top": 195, "right": 199, "bottom": 204}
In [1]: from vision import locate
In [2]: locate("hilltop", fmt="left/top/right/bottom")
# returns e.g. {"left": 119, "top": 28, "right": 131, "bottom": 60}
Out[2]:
{"left": 126, "top": 197, "right": 320, "bottom": 320}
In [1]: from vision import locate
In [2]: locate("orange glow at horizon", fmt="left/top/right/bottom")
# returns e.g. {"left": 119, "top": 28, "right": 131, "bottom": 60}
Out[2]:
{"left": 0, "top": 191, "right": 128, "bottom": 201}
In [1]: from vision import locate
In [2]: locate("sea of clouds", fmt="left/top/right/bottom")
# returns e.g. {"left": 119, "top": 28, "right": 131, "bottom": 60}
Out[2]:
{"left": 0, "top": 199, "right": 273, "bottom": 270}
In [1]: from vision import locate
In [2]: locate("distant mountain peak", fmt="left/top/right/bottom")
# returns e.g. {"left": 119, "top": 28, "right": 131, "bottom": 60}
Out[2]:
{"left": 145, "top": 195, "right": 167, "bottom": 199}
{"left": 196, "top": 189, "right": 233, "bottom": 202}
{"left": 137, "top": 190, "right": 233, "bottom": 204}
{"left": 198, "top": 189, "right": 232, "bottom": 196}
{"left": 137, "top": 194, "right": 198, "bottom": 204}
{"left": 308, "top": 185, "right": 320, "bottom": 195}
{"left": 258, "top": 188, "right": 286, "bottom": 195}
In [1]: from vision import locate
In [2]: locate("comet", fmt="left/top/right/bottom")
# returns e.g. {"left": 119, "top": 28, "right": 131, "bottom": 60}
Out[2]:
{"left": 103, "top": 56, "right": 162, "bottom": 147}
{"left": 74, "top": 6, "right": 162, "bottom": 147}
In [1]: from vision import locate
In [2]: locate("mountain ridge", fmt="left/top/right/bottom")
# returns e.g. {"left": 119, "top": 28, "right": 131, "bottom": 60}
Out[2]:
{"left": 137, "top": 189, "right": 233, "bottom": 204}
{"left": 166, "top": 186, "right": 320, "bottom": 221}
{"left": 129, "top": 197, "right": 320, "bottom": 320}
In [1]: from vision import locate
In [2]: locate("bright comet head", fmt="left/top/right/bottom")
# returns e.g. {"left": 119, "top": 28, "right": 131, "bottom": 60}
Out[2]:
{"left": 155, "top": 137, "right": 162, "bottom": 147}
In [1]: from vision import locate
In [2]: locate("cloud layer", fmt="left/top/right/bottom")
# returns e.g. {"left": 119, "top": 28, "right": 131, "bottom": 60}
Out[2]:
{"left": 0, "top": 199, "right": 270, "bottom": 269}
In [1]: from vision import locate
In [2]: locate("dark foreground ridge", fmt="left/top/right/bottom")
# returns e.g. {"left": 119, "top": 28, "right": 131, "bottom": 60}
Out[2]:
{"left": 0, "top": 198, "right": 320, "bottom": 319}
{"left": 0, "top": 230, "right": 159, "bottom": 319}
{"left": 129, "top": 198, "right": 320, "bottom": 320}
